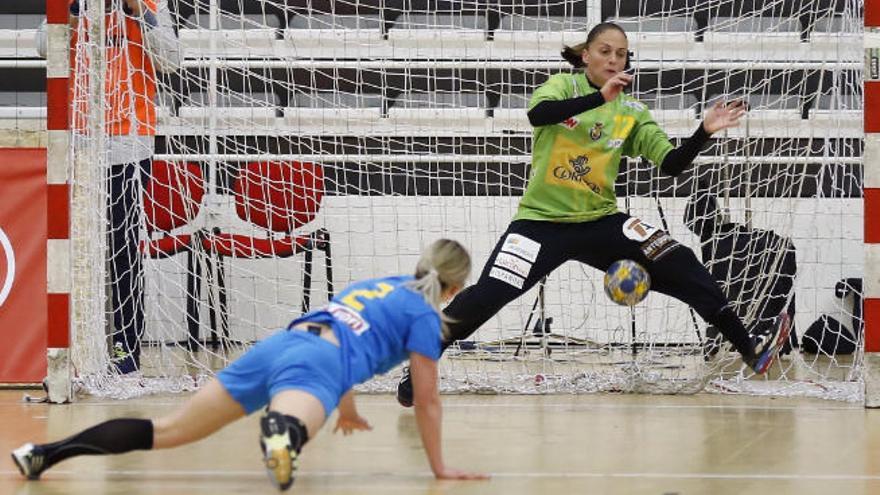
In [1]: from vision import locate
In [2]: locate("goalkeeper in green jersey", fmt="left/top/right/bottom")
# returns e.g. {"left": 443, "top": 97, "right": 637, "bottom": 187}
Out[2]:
{"left": 396, "top": 21, "right": 792, "bottom": 406}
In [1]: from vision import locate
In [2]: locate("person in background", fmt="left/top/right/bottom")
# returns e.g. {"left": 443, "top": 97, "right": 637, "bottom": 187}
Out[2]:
{"left": 684, "top": 189, "right": 798, "bottom": 357}
{"left": 37, "top": 0, "right": 181, "bottom": 372}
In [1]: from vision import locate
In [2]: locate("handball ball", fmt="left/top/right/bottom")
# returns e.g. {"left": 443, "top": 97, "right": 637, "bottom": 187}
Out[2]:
{"left": 604, "top": 259, "right": 650, "bottom": 306}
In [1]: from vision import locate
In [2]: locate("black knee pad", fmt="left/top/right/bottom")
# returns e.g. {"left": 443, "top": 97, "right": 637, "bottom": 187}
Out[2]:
{"left": 262, "top": 410, "right": 309, "bottom": 452}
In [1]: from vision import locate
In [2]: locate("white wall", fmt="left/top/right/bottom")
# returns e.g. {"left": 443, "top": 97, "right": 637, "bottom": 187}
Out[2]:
{"left": 143, "top": 194, "right": 864, "bottom": 347}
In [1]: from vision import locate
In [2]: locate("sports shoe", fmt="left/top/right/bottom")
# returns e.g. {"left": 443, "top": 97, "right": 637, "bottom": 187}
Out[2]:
{"left": 747, "top": 312, "right": 792, "bottom": 375}
{"left": 110, "top": 342, "right": 139, "bottom": 374}
{"left": 260, "top": 414, "right": 299, "bottom": 491}
{"left": 396, "top": 366, "right": 413, "bottom": 408}
{"left": 11, "top": 443, "right": 47, "bottom": 480}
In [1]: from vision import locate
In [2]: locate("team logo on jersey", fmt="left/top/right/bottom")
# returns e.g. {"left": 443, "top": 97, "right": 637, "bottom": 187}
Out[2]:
{"left": 0, "top": 226, "right": 16, "bottom": 308}
{"left": 493, "top": 252, "right": 533, "bottom": 279}
{"left": 621, "top": 218, "right": 680, "bottom": 261}
{"left": 327, "top": 302, "right": 370, "bottom": 335}
{"left": 560, "top": 117, "right": 579, "bottom": 129}
{"left": 623, "top": 100, "right": 646, "bottom": 111}
{"left": 589, "top": 122, "right": 604, "bottom": 141}
{"left": 500, "top": 233, "right": 541, "bottom": 263}
{"left": 622, "top": 217, "right": 659, "bottom": 242}
{"left": 640, "top": 231, "right": 680, "bottom": 261}
{"left": 552, "top": 155, "right": 600, "bottom": 194}
{"left": 489, "top": 266, "right": 525, "bottom": 289}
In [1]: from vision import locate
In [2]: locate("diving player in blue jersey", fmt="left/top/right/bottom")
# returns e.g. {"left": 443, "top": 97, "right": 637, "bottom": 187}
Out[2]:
{"left": 11, "top": 239, "right": 488, "bottom": 491}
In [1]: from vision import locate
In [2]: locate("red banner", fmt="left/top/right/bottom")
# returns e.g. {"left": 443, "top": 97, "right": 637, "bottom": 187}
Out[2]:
{"left": 0, "top": 148, "right": 47, "bottom": 382}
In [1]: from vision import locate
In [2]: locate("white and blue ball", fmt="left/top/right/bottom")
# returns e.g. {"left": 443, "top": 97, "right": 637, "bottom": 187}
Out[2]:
{"left": 603, "top": 259, "right": 650, "bottom": 306}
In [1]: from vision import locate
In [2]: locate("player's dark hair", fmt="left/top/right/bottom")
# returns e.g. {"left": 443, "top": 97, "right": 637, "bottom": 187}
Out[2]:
{"left": 562, "top": 22, "right": 630, "bottom": 69}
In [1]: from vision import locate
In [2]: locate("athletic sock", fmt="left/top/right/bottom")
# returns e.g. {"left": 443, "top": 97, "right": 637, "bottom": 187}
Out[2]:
{"left": 39, "top": 418, "right": 154, "bottom": 469}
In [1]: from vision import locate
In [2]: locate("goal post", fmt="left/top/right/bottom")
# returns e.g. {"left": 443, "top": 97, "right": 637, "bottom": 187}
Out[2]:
{"left": 46, "top": 0, "right": 874, "bottom": 403}
{"left": 45, "top": 0, "right": 73, "bottom": 404}
{"left": 863, "top": 0, "right": 880, "bottom": 408}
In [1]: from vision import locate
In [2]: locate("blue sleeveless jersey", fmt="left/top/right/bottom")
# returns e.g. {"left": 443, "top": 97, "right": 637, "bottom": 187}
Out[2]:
{"left": 290, "top": 275, "right": 442, "bottom": 389}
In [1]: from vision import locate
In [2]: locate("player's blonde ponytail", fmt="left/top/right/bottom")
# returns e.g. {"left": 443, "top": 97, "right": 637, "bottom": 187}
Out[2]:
{"left": 407, "top": 239, "right": 471, "bottom": 337}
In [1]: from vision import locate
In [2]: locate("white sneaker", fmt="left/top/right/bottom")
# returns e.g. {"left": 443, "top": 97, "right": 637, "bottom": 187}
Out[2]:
{"left": 11, "top": 443, "right": 47, "bottom": 480}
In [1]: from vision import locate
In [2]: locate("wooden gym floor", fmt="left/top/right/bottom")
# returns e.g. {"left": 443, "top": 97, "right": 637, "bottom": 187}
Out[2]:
{"left": 1, "top": 390, "right": 879, "bottom": 495}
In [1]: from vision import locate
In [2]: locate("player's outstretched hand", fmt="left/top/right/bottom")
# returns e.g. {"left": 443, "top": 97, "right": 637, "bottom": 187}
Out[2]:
{"left": 600, "top": 71, "right": 633, "bottom": 102}
{"left": 333, "top": 414, "right": 372, "bottom": 436}
{"left": 434, "top": 467, "right": 491, "bottom": 480}
{"left": 702, "top": 99, "right": 747, "bottom": 134}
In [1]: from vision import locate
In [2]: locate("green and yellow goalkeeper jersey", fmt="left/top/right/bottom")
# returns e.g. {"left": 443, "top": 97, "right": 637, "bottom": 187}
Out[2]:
{"left": 514, "top": 72, "right": 675, "bottom": 223}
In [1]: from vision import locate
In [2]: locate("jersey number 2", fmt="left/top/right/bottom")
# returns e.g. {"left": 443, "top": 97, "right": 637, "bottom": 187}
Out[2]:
{"left": 341, "top": 283, "right": 394, "bottom": 311}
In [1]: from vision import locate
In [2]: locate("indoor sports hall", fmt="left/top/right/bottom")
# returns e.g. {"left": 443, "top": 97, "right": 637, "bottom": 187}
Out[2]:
{"left": 1, "top": 0, "right": 878, "bottom": 494}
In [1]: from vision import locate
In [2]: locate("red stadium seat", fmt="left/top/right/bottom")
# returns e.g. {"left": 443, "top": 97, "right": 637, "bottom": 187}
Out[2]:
{"left": 140, "top": 160, "right": 206, "bottom": 350}
{"left": 199, "top": 161, "right": 334, "bottom": 346}
{"left": 141, "top": 160, "right": 204, "bottom": 258}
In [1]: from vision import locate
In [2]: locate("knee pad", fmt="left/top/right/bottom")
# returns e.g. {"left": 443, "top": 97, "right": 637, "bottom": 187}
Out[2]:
{"left": 261, "top": 410, "right": 309, "bottom": 453}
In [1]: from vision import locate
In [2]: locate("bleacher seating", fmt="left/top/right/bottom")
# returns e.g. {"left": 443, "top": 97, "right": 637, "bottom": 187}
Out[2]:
{"left": 156, "top": 91, "right": 177, "bottom": 122}
{"left": 285, "top": 14, "right": 388, "bottom": 59}
{"left": 492, "top": 16, "right": 586, "bottom": 59}
{"left": 808, "top": 91, "right": 862, "bottom": 137}
{"left": 607, "top": 17, "right": 698, "bottom": 60}
{"left": 704, "top": 92, "right": 811, "bottom": 138}
{"left": 0, "top": 14, "right": 41, "bottom": 58}
{"left": 810, "top": 15, "right": 862, "bottom": 60}
{"left": 178, "top": 91, "right": 279, "bottom": 130}
{"left": 704, "top": 16, "right": 803, "bottom": 57}
{"left": 283, "top": 91, "right": 383, "bottom": 134}
{"left": 746, "top": 91, "right": 801, "bottom": 115}
{"left": 388, "top": 14, "right": 487, "bottom": 58}
{"left": 0, "top": 4, "right": 863, "bottom": 141}
{"left": 0, "top": 91, "right": 45, "bottom": 119}
{"left": 180, "top": 13, "right": 281, "bottom": 57}
{"left": 388, "top": 91, "right": 488, "bottom": 134}
{"left": 639, "top": 93, "right": 699, "bottom": 135}
{"left": 0, "top": 8, "right": 69, "bottom": 129}
{"left": 491, "top": 94, "right": 531, "bottom": 133}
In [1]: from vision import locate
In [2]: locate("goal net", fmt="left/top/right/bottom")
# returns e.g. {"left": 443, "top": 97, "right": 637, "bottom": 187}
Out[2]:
{"left": 64, "top": 0, "right": 864, "bottom": 400}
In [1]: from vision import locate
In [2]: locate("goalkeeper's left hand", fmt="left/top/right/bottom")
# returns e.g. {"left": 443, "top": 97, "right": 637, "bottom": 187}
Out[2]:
{"left": 702, "top": 99, "right": 747, "bottom": 134}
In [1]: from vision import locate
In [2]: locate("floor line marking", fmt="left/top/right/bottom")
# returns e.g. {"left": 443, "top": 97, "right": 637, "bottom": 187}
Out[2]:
{"left": 2, "top": 469, "right": 878, "bottom": 481}
{"left": 2, "top": 400, "right": 860, "bottom": 411}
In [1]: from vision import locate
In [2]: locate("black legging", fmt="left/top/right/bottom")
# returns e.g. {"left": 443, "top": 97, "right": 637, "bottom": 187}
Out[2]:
{"left": 108, "top": 159, "right": 151, "bottom": 370}
{"left": 443, "top": 213, "right": 756, "bottom": 359}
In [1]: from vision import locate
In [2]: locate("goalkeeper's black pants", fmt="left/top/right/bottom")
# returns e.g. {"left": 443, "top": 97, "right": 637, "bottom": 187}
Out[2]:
{"left": 442, "top": 213, "right": 756, "bottom": 359}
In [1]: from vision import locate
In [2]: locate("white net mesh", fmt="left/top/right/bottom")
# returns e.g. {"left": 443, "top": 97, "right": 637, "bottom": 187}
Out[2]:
{"left": 55, "top": 0, "right": 865, "bottom": 400}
